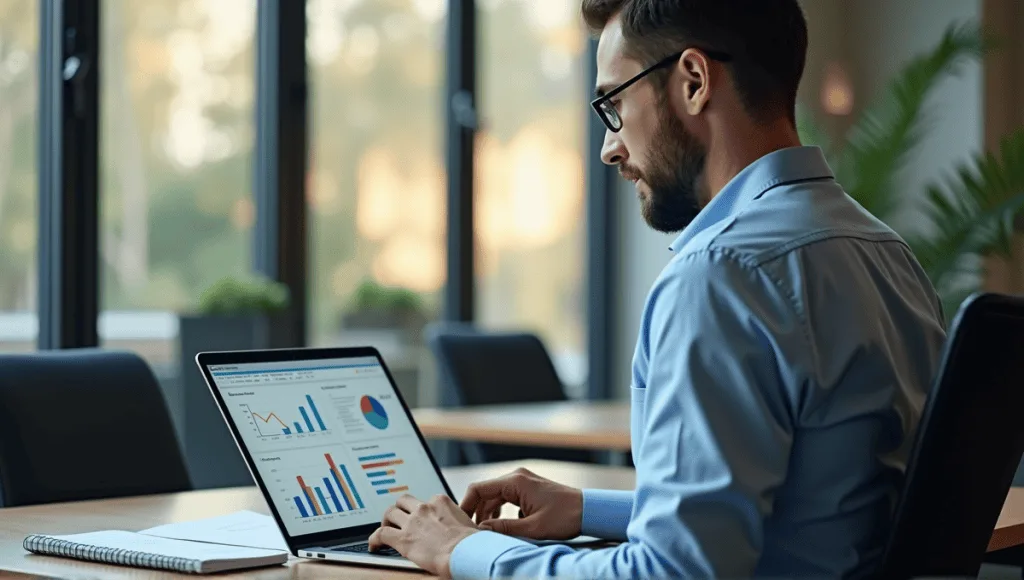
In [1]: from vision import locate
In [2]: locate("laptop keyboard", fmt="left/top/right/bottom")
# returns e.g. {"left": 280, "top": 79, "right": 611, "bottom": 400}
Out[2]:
{"left": 330, "top": 543, "right": 401, "bottom": 557}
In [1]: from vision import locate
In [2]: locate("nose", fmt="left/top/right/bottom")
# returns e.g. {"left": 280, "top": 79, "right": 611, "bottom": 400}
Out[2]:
{"left": 601, "top": 130, "right": 627, "bottom": 166}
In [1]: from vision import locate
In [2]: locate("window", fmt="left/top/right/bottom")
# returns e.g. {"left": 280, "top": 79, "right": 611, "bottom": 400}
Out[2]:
{"left": 307, "top": 0, "right": 447, "bottom": 407}
{"left": 99, "top": 0, "right": 257, "bottom": 366}
{"left": 477, "top": 0, "right": 588, "bottom": 394}
{"left": 0, "top": 0, "right": 39, "bottom": 352}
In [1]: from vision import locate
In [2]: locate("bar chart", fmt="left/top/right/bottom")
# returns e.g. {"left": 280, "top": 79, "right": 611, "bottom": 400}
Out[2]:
{"left": 292, "top": 453, "right": 366, "bottom": 518}
{"left": 245, "top": 394, "right": 329, "bottom": 437}
{"left": 359, "top": 452, "right": 409, "bottom": 496}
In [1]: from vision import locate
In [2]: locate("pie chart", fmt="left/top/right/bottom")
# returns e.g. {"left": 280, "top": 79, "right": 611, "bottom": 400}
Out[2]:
{"left": 360, "top": 395, "right": 389, "bottom": 430}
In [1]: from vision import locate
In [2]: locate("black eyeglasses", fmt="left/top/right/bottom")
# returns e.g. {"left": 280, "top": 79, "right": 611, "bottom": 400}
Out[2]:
{"left": 591, "top": 48, "right": 733, "bottom": 133}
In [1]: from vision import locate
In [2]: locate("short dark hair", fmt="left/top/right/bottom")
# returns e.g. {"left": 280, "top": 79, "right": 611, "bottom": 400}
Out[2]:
{"left": 582, "top": 0, "right": 808, "bottom": 123}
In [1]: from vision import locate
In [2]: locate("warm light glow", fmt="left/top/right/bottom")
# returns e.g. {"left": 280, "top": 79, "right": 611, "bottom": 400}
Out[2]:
{"left": 821, "top": 62, "right": 854, "bottom": 116}
{"left": 356, "top": 148, "right": 402, "bottom": 241}
{"left": 230, "top": 198, "right": 254, "bottom": 230}
{"left": 477, "top": 125, "right": 584, "bottom": 251}
{"left": 373, "top": 234, "right": 445, "bottom": 292}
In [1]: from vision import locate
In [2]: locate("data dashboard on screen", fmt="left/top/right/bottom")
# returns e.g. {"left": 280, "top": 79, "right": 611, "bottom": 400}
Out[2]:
{"left": 207, "top": 357, "right": 448, "bottom": 536}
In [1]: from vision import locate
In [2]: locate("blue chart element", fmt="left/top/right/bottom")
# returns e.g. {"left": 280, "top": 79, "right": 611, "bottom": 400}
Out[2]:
{"left": 358, "top": 453, "right": 396, "bottom": 462}
{"left": 324, "top": 477, "right": 343, "bottom": 512}
{"left": 307, "top": 395, "right": 327, "bottom": 431}
{"left": 294, "top": 422, "right": 303, "bottom": 433}
{"left": 300, "top": 407, "right": 315, "bottom": 432}
{"left": 315, "top": 487, "right": 331, "bottom": 515}
{"left": 294, "top": 496, "right": 309, "bottom": 517}
{"left": 371, "top": 479, "right": 397, "bottom": 486}
{"left": 340, "top": 464, "right": 365, "bottom": 509}
{"left": 360, "top": 396, "right": 389, "bottom": 430}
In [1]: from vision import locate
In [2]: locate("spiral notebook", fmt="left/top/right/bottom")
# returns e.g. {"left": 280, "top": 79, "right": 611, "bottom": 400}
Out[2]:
{"left": 23, "top": 530, "right": 288, "bottom": 574}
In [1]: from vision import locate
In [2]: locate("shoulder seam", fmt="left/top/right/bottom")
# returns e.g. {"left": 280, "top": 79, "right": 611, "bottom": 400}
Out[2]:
{"left": 671, "top": 248, "right": 813, "bottom": 353}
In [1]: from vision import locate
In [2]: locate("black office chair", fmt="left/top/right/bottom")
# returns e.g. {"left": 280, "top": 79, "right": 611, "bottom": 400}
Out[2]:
{"left": 877, "top": 293, "right": 1024, "bottom": 579}
{"left": 0, "top": 349, "right": 192, "bottom": 507}
{"left": 427, "top": 324, "right": 597, "bottom": 464}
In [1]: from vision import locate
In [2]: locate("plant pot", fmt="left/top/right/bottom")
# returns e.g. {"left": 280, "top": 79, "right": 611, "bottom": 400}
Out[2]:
{"left": 178, "top": 313, "right": 298, "bottom": 489}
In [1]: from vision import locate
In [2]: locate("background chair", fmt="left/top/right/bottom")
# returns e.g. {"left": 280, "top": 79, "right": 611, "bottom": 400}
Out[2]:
{"left": 427, "top": 324, "right": 597, "bottom": 464}
{"left": 0, "top": 349, "right": 192, "bottom": 507}
{"left": 878, "top": 293, "right": 1024, "bottom": 579}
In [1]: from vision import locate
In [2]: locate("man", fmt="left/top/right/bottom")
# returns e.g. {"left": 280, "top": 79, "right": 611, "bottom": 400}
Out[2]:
{"left": 369, "top": 0, "right": 948, "bottom": 577}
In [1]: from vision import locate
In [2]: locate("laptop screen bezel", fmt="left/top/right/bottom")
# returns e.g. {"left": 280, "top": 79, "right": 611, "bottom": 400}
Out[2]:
{"left": 196, "top": 346, "right": 456, "bottom": 552}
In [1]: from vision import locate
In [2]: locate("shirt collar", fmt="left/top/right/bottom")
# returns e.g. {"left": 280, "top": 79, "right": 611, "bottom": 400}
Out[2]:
{"left": 668, "top": 146, "right": 834, "bottom": 252}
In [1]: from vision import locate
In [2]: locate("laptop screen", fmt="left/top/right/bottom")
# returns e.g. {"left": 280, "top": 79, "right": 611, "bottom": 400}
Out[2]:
{"left": 207, "top": 356, "right": 448, "bottom": 537}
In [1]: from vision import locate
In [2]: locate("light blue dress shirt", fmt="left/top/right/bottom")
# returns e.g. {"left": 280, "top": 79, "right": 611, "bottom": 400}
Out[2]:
{"left": 449, "top": 146, "right": 947, "bottom": 579}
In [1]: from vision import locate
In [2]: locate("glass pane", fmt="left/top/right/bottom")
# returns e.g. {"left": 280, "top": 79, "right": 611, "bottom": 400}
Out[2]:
{"left": 307, "top": 0, "right": 446, "bottom": 407}
{"left": 477, "top": 0, "right": 588, "bottom": 395}
{"left": 0, "top": 0, "right": 39, "bottom": 352}
{"left": 99, "top": 0, "right": 256, "bottom": 368}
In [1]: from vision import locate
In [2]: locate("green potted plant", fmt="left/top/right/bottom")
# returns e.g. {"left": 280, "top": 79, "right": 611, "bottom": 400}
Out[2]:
{"left": 798, "top": 22, "right": 1024, "bottom": 319}
{"left": 340, "top": 279, "right": 428, "bottom": 340}
{"left": 177, "top": 274, "right": 295, "bottom": 489}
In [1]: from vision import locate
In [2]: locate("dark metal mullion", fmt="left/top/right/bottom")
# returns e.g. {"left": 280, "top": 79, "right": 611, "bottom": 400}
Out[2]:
{"left": 254, "top": 0, "right": 309, "bottom": 347}
{"left": 444, "top": 0, "right": 476, "bottom": 326}
{"left": 585, "top": 38, "right": 617, "bottom": 401}
{"left": 37, "top": 0, "right": 101, "bottom": 350}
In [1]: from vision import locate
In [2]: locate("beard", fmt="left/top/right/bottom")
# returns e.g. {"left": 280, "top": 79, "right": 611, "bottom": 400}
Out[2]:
{"left": 621, "top": 103, "right": 707, "bottom": 234}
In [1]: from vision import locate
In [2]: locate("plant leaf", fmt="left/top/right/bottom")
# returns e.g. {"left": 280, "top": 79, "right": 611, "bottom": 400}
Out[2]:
{"left": 905, "top": 129, "right": 1024, "bottom": 307}
{"left": 837, "top": 22, "right": 988, "bottom": 220}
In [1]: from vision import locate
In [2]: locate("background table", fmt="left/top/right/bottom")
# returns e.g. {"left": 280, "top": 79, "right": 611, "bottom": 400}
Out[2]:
{"left": 413, "top": 401, "right": 631, "bottom": 451}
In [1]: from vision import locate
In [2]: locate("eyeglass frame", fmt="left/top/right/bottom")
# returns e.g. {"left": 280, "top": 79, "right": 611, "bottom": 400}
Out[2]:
{"left": 591, "top": 47, "right": 733, "bottom": 133}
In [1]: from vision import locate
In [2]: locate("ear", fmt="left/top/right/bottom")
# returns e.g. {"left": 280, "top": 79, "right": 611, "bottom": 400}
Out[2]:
{"left": 675, "top": 48, "right": 712, "bottom": 116}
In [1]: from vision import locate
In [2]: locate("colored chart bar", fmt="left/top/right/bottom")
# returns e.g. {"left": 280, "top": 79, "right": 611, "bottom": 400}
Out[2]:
{"left": 376, "top": 485, "right": 410, "bottom": 496}
{"left": 307, "top": 395, "right": 327, "bottom": 431}
{"left": 315, "top": 487, "right": 332, "bottom": 514}
{"left": 358, "top": 453, "right": 397, "bottom": 462}
{"left": 300, "top": 407, "right": 315, "bottom": 433}
{"left": 371, "top": 479, "right": 397, "bottom": 486}
{"left": 325, "top": 453, "right": 360, "bottom": 511}
{"left": 297, "top": 476, "right": 322, "bottom": 516}
{"left": 362, "top": 459, "right": 404, "bottom": 469}
{"left": 282, "top": 427, "right": 292, "bottom": 435}
{"left": 293, "top": 496, "right": 309, "bottom": 518}
{"left": 330, "top": 469, "right": 354, "bottom": 511}
{"left": 324, "top": 477, "right": 344, "bottom": 513}
{"left": 294, "top": 422, "right": 304, "bottom": 433}
{"left": 340, "top": 464, "right": 365, "bottom": 509}
{"left": 365, "top": 470, "right": 395, "bottom": 478}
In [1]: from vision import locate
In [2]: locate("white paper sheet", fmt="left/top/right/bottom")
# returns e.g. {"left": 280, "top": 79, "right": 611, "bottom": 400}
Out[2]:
{"left": 139, "top": 510, "right": 289, "bottom": 552}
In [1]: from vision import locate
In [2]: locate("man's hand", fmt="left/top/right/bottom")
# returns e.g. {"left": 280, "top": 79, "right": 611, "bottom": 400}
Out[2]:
{"left": 368, "top": 494, "right": 478, "bottom": 579}
{"left": 460, "top": 467, "right": 583, "bottom": 540}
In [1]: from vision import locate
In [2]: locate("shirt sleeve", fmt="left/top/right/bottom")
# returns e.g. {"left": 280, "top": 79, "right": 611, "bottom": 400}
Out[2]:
{"left": 447, "top": 252, "right": 804, "bottom": 579}
{"left": 580, "top": 489, "right": 634, "bottom": 540}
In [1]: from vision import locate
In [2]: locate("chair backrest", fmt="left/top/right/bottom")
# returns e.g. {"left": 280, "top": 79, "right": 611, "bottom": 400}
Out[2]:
{"left": 0, "top": 349, "right": 192, "bottom": 507}
{"left": 426, "top": 326, "right": 568, "bottom": 407}
{"left": 878, "top": 293, "right": 1024, "bottom": 579}
{"left": 426, "top": 325, "right": 595, "bottom": 464}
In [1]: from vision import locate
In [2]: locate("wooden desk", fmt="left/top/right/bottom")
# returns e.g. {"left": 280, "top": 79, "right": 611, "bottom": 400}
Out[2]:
{"left": 413, "top": 401, "right": 632, "bottom": 452}
{"left": 0, "top": 460, "right": 635, "bottom": 579}
{"left": 3, "top": 464, "right": 1022, "bottom": 578}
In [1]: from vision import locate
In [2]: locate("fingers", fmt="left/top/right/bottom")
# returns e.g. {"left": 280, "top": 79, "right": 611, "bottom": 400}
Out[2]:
{"left": 381, "top": 504, "right": 410, "bottom": 529}
{"left": 473, "top": 497, "right": 505, "bottom": 524}
{"left": 461, "top": 472, "right": 528, "bottom": 514}
{"left": 478, "top": 513, "right": 537, "bottom": 538}
{"left": 368, "top": 526, "right": 402, "bottom": 552}
{"left": 395, "top": 494, "right": 423, "bottom": 513}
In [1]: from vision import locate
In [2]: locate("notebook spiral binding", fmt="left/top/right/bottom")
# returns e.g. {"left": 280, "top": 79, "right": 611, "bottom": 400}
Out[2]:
{"left": 23, "top": 534, "right": 203, "bottom": 574}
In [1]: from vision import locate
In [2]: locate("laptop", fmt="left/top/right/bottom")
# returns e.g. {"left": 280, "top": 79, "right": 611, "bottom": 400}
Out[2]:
{"left": 196, "top": 346, "right": 456, "bottom": 569}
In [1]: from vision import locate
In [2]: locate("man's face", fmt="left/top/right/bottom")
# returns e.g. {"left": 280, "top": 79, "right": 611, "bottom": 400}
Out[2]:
{"left": 595, "top": 16, "right": 707, "bottom": 233}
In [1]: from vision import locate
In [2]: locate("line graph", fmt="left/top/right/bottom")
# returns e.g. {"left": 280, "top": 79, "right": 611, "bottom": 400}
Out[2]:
{"left": 243, "top": 395, "right": 329, "bottom": 437}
